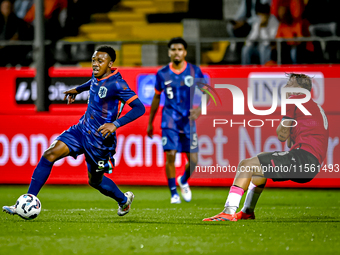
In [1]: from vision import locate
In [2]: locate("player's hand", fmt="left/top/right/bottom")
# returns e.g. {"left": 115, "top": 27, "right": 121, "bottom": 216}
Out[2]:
{"left": 98, "top": 123, "right": 117, "bottom": 139}
{"left": 63, "top": 88, "right": 79, "bottom": 104}
{"left": 189, "top": 107, "right": 201, "bottom": 120}
{"left": 147, "top": 124, "right": 154, "bottom": 138}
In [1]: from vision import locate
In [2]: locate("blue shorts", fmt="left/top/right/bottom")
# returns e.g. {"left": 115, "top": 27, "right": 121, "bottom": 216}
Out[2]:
{"left": 162, "top": 128, "right": 198, "bottom": 153}
{"left": 56, "top": 123, "right": 115, "bottom": 174}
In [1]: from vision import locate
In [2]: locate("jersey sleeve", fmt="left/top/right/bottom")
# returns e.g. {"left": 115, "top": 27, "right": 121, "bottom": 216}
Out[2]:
{"left": 195, "top": 67, "right": 204, "bottom": 79}
{"left": 75, "top": 79, "right": 92, "bottom": 93}
{"left": 112, "top": 80, "right": 138, "bottom": 105}
{"left": 154, "top": 72, "right": 163, "bottom": 95}
{"left": 113, "top": 98, "right": 145, "bottom": 128}
{"left": 195, "top": 67, "right": 208, "bottom": 90}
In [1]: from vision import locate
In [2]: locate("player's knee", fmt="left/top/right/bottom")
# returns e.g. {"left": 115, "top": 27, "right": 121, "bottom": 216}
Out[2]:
{"left": 165, "top": 152, "right": 176, "bottom": 164}
{"left": 190, "top": 155, "right": 198, "bottom": 165}
{"left": 189, "top": 158, "right": 198, "bottom": 167}
{"left": 166, "top": 158, "right": 175, "bottom": 165}
{"left": 244, "top": 158, "right": 254, "bottom": 166}
{"left": 42, "top": 148, "right": 60, "bottom": 162}
{"left": 43, "top": 141, "right": 69, "bottom": 162}
{"left": 87, "top": 170, "right": 104, "bottom": 189}
{"left": 239, "top": 159, "right": 248, "bottom": 167}
{"left": 88, "top": 178, "right": 101, "bottom": 189}
{"left": 238, "top": 159, "right": 254, "bottom": 173}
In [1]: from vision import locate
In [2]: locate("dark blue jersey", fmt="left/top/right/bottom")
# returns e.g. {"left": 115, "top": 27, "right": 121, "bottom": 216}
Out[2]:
{"left": 155, "top": 62, "right": 205, "bottom": 134}
{"left": 75, "top": 69, "right": 138, "bottom": 150}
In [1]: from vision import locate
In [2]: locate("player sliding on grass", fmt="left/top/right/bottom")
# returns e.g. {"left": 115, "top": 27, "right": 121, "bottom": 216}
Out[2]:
{"left": 203, "top": 73, "right": 329, "bottom": 221}
{"left": 147, "top": 37, "right": 206, "bottom": 204}
{"left": 3, "top": 45, "right": 145, "bottom": 217}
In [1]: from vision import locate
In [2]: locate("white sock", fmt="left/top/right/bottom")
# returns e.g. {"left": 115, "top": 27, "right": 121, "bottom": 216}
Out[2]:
{"left": 241, "top": 182, "right": 263, "bottom": 214}
{"left": 223, "top": 186, "right": 244, "bottom": 214}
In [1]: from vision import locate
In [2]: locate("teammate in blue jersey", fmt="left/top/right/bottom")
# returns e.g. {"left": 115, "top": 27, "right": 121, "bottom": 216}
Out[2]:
{"left": 147, "top": 37, "right": 206, "bottom": 204}
{"left": 3, "top": 45, "right": 145, "bottom": 217}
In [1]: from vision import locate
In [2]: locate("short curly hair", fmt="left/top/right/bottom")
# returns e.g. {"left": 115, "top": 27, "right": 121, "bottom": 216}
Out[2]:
{"left": 95, "top": 45, "right": 116, "bottom": 63}
{"left": 168, "top": 37, "right": 188, "bottom": 49}
{"left": 286, "top": 73, "right": 312, "bottom": 91}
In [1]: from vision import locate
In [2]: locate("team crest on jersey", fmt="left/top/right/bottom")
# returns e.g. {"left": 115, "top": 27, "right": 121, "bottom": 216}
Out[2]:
{"left": 98, "top": 86, "right": 107, "bottom": 98}
{"left": 184, "top": 75, "right": 194, "bottom": 87}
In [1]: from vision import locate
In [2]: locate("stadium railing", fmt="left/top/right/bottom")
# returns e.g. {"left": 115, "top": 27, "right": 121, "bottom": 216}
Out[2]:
{"left": 2, "top": 36, "right": 340, "bottom": 66}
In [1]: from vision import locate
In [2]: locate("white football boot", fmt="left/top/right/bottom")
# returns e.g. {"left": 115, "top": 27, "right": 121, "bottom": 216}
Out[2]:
{"left": 3, "top": 205, "right": 17, "bottom": 215}
{"left": 117, "top": 191, "right": 134, "bottom": 216}
{"left": 170, "top": 194, "right": 181, "bottom": 204}
{"left": 177, "top": 176, "right": 192, "bottom": 202}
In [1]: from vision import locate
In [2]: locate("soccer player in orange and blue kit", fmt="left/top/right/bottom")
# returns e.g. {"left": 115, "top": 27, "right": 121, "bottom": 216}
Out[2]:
{"left": 203, "top": 73, "right": 329, "bottom": 221}
{"left": 3, "top": 46, "right": 145, "bottom": 217}
{"left": 147, "top": 37, "right": 206, "bottom": 204}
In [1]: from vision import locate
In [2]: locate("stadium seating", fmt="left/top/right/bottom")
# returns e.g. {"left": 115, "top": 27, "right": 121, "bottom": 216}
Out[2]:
{"left": 60, "top": 0, "right": 188, "bottom": 66}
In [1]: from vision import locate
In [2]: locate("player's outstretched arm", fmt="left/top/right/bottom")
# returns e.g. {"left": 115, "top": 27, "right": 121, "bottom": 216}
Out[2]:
{"left": 147, "top": 93, "right": 161, "bottom": 138}
{"left": 276, "top": 119, "right": 292, "bottom": 142}
{"left": 63, "top": 80, "right": 91, "bottom": 104}
{"left": 63, "top": 88, "right": 79, "bottom": 105}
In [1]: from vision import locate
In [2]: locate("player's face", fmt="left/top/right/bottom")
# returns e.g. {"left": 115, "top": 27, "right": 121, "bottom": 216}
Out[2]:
{"left": 1, "top": 0, "right": 12, "bottom": 17}
{"left": 168, "top": 43, "right": 187, "bottom": 65}
{"left": 92, "top": 51, "right": 113, "bottom": 78}
{"left": 284, "top": 77, "right": 302, "bottom": 99}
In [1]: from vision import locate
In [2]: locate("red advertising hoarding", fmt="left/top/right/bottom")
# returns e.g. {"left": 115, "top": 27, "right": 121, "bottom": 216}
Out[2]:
{"left": 0, "top": 65, "right": 339, "bottom": 187}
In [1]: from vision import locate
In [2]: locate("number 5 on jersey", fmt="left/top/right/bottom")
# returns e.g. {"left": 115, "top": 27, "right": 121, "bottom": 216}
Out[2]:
{"left": 191, "top": 133, "right": 198, "bottom": 150}
{"left": 166, "top": 87, "right": 173, "bottom": 99}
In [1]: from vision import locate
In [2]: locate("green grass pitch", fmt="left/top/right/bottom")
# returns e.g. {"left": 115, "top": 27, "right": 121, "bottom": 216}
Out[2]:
{"left": 1, "top": 185, "right": 340, "bottom": 255}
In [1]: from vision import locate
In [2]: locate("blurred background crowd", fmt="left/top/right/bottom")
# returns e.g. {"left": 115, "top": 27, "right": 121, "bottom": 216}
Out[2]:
{"left": 1, "top": 0, "right": 339, "bottom": 67}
